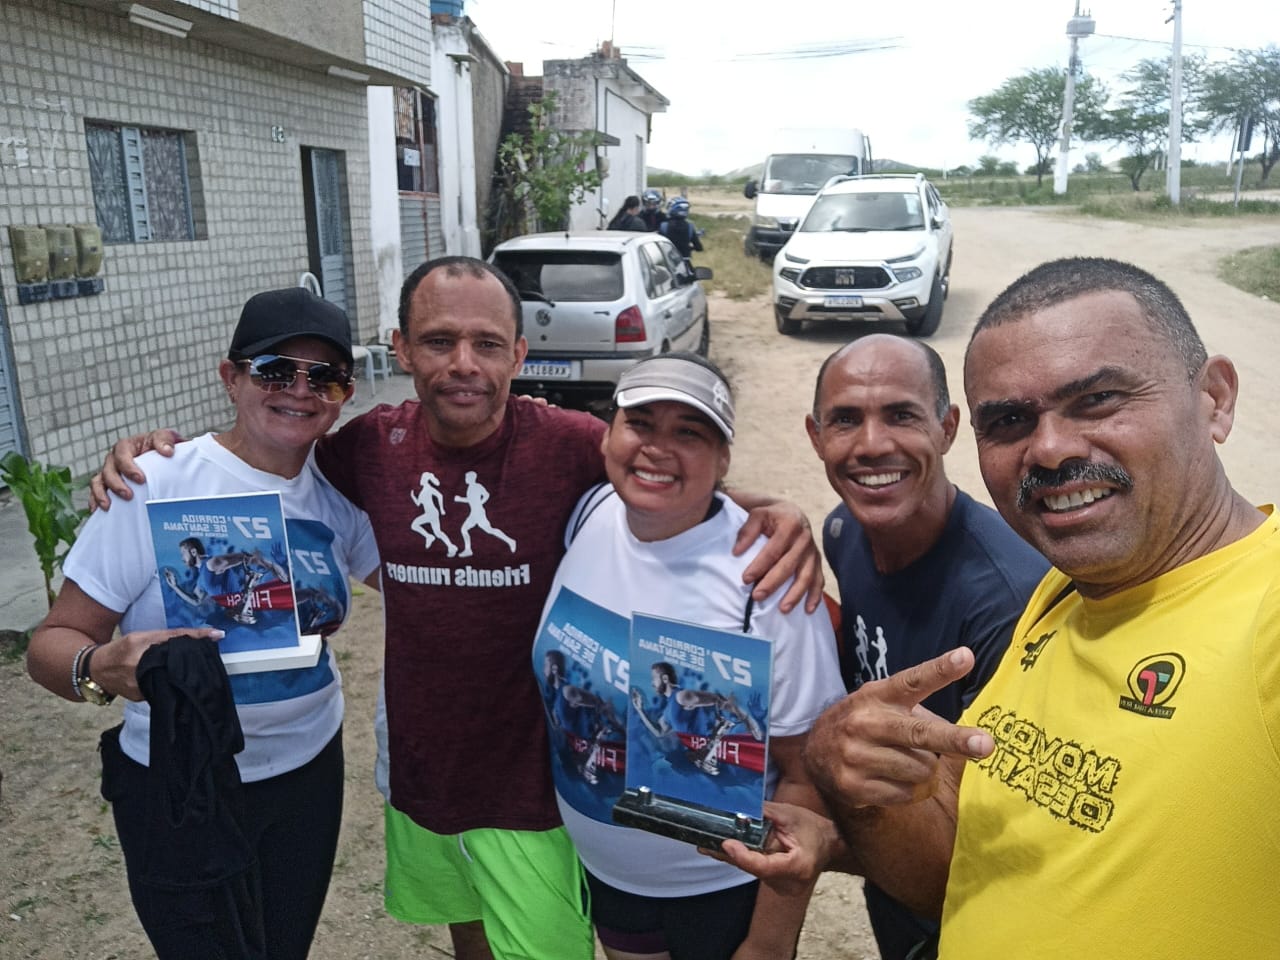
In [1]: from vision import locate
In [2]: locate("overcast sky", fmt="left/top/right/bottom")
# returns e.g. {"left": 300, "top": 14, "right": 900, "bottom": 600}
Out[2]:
{"left": 465, "top": 0, "right": 1278, "bottom": 174}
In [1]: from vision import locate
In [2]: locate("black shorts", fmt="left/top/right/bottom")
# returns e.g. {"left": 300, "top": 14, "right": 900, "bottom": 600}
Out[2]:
{"left": 102, "top": 725, "right": 344, "bottom": 960}
{"left": 585, "top": 868, "right": 758, "bottom": 960}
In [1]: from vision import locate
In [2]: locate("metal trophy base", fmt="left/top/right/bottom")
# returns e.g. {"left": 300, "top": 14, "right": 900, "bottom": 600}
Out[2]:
{"left": 612, "top": 786, "right": 772, "bottom": 852}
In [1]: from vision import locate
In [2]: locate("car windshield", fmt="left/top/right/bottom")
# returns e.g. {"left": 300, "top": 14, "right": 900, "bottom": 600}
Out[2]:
{"left": 800, "top": 191, "right": 925, "bottom": 233}
{"left": 762, "top": 154, "right": 859, "bottom": 194}
{"left": 492, "top": 250, "right": 625, "bottom": 302}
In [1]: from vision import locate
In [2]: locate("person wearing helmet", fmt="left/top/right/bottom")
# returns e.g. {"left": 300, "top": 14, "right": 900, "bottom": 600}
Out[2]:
{"left": 639, "top": 189, "right": 667, "bottom": 232}
{"left": 660, "top": 197, "right": 704, "bottom": 266}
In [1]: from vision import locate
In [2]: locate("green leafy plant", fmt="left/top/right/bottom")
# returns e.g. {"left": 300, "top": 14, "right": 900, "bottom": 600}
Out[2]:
{"left": 0, "top": 451, "right": 88, "bottom": 609}
{"left": 489, "top": 92, "right": 603, "bottom": 243}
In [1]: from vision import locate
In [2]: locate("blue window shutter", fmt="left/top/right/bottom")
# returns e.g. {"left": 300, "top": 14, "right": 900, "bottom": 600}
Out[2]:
{"left": 121, "top": 126, "right": 151, "bottom": 242}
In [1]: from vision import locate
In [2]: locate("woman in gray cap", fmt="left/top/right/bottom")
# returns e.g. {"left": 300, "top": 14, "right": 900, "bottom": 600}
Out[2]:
{"left": 27, "top": 287, "right": 379, "bottom": 960}
{"left": 529, "top": 352, "right": 844, "bottom": 960}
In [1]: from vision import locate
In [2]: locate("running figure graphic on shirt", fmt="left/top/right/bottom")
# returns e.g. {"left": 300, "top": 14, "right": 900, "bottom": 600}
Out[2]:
{"left": 851, "top": 615, "right": 890, "bottom": 683}
{"left": 871, "top": 626, "right": 889, "bottom": 680}
{"left": 543, "top": 650, "right": 625, "bottom": 785}
{"left": 454, "top": 470, "right": 516, "bottom": 556}
{"left": 410, "top": 471, "right": 458, "bottom": 556}
{"left": 853, "top": 615, "right": 873, "bottom": 678}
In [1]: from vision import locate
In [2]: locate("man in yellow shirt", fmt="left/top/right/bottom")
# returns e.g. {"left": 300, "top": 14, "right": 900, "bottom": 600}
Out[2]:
{"left": 726, "top": 257, "right": 1279, "bottom": 958}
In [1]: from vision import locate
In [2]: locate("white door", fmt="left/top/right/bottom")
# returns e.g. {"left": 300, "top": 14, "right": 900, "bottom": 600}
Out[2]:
{"left": 305, "top": 148, "right": 348, "bottom": 312}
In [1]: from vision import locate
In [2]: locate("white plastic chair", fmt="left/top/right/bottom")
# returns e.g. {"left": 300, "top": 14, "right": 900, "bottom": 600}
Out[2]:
{"left": 296, "top": 272, "right": 389, "bottom": 393}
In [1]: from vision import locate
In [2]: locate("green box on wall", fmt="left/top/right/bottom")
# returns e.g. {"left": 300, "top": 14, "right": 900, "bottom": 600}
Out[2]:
{"left": 8, "top": 225, "right": 49, "bottom": 283}
{"left": 73, "top": 223, "right": 103, "bottom": 276}
{"left": 43, "top": 225, "right": 77, "bottom": 281}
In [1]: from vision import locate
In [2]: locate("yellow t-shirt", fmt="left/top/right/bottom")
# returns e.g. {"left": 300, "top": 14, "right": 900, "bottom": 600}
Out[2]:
{"left": 941, "top": 507, "right": 1280, "bottom": 959}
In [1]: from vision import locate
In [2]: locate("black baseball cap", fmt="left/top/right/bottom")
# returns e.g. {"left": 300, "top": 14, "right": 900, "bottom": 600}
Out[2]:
{"left": 228, "top": 288, "right": 354, "bottom": 365}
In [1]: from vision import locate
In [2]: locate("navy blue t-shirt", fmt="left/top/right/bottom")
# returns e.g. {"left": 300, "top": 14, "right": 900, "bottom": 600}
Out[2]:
{"left": 822, "top": 487, "right": 1050, "bottom": 960}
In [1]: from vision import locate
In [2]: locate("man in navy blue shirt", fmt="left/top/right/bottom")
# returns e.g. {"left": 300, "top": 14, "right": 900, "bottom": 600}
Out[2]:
{"left": 800, "top": 334, "right": 1048, "bottom": 960}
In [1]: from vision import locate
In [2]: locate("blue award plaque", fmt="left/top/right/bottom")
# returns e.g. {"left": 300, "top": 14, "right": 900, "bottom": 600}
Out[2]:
{"left": 613, "top": 612, "right": 775, "bottom": 851}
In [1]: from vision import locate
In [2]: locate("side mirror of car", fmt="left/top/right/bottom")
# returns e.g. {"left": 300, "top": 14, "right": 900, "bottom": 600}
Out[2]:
{"left": 743, "top": 180, "right": 757, "bottom": 199}
{"left": 694, "top": 266, "right": 714, "bottom": 281}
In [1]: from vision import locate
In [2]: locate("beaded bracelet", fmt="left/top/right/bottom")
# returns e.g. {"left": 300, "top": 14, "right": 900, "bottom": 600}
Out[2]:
{"left": 71, "top": 643, "right": 95, "bottom": 700}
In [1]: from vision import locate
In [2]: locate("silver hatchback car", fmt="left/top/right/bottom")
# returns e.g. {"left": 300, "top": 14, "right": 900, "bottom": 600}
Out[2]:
{"left": 490, "top": 231, "right": 712, "bottom": 405}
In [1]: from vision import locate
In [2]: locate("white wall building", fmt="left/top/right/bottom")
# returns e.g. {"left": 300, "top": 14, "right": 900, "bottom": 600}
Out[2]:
{"left": 543, "top": 47, "right": 669, "bottom": 232}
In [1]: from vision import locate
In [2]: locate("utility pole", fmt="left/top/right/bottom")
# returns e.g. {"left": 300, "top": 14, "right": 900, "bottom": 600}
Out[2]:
{"left": 1054, "top": 3, "right": 1095, "bottom": 195}
{"left": 1233, "top": 116, "right": 1253, "bottom": 208}
{"left": 1166, "top": 0, "right": 1184, "bottom": 205}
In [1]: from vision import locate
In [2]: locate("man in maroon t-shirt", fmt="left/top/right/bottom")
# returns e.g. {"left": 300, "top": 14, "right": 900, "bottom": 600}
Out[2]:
{"left": 98, "top": 257, "right": 820, "bottom": 960}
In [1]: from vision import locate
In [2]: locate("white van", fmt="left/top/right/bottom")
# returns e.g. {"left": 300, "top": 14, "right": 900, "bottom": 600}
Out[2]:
{"left": 743, "top": 129, "right": 873, "bottom": 260}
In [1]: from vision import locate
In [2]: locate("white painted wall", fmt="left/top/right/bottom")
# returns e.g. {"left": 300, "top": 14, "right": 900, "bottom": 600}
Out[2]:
{"left": 432, "top": 22, "right": 482, "bottom": 256}
{"left": 367, "top": 86, "right": 403, "bottom": 339}
{"left": 601, "top": 89, "right": 649, "bottom": 219}
{"left": 566, "top": 76, "right": 651, "bottom": 232}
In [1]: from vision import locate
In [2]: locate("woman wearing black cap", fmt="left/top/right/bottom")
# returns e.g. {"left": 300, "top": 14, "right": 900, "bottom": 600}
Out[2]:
{"left": 27, "top": 288, "right": 380, "bottom": 960}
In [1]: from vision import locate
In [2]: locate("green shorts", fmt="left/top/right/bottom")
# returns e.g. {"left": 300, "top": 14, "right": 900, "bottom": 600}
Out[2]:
{"left": 383, "top": 804, "right": 593, "bottom": 960}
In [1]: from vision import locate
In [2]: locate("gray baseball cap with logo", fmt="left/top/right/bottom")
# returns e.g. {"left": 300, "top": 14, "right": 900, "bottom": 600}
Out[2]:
{"left": 613, "top": 355, "right": 735, "bottom": 441}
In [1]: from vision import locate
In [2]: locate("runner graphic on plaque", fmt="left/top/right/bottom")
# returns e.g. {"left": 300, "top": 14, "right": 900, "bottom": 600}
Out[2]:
{"left": 147, "top": 491, "right": 321, "bottom": 673}
{"left": 615, "top": 613, "right": 774, "bottom": 850}
{"left": 533, "top": 592, "right": 775, "bottom": 849}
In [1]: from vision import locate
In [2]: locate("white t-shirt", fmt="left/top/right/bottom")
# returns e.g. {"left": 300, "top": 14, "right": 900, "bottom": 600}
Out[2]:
{"left": 534, "top": 486, "right": 845, "bottom": 897}
{"left": 63, "top": 433, "right": 379, "bottom": 781}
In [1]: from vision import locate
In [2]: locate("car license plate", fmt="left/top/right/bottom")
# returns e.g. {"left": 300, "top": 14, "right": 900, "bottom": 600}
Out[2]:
{"left": 823, "top": 295, "right": 864, "bottom": 308}
{"left": 520, "top": 360, "right": 578, "bottom": 380}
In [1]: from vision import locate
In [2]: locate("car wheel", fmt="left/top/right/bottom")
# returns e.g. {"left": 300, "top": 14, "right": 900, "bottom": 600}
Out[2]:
{"left": 941, "top": 251, "right": 953, "bottom": 301}
{"left": 775, "top": 306, "right": 801, "bottom": 336}
{"left": 696, "top": 316, "right": 710, "bottom": 356}
{"left": 905, "top": 274, "right": 944, "bottom": 337}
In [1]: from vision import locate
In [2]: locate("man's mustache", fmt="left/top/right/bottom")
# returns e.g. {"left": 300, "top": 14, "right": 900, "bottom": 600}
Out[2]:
{"left": 1017, "top": 462, "right": 1134, "bottom": 509}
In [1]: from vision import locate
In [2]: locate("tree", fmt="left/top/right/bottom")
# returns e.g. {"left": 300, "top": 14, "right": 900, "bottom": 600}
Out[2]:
{"left": 976, "top": 154, "right": 1003, "bottom": 175}
{"left": 968, "top": 67, "right": 1107, "bottom": 186}
{"left": 1097, "top": 55, "right": 1208, "bottom": 191}
{"left": 1202, "top": 46, "right": 1280, "bottom": 184}
{"left": 491, "top": 93, "right": 603, "bottom": 239}
{"left": 973, "top": 155, "right": 1019, "bottom": 177}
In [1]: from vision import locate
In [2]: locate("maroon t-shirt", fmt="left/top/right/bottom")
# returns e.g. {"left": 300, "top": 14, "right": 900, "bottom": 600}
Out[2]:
{"left": 317, "top": 397, "right": 606, "bottom": 833}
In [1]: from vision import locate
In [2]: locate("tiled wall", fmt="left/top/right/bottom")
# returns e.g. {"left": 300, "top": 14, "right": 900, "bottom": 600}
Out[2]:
{"left": 363, "top": 0, "right": 431, "bottom": 87}
{"left": 0, "top": 0, "right": 377, "bottom": 476}
{"left": 176, "top": 0, "right": 240, "bottom": 19}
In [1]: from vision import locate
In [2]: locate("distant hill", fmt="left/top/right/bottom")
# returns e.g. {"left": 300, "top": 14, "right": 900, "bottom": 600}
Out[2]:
{"left": 651, "top": 158, "right": 922, "bottom": 181}
{"left": 874, "top": 158, "right": 918, "bottom": 173}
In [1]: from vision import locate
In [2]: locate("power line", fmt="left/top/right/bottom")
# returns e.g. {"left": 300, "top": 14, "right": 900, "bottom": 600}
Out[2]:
{"left": 604, "top": 38, "right": 903, "bottom": 64}
{"left": 730, "top": 39, "right": 902, "bottom": 62}
{"left": 1094, "top": 31, "right": 1250, "bottom": 54}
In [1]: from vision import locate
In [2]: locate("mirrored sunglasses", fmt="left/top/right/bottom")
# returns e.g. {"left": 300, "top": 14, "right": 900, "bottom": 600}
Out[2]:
{"left": 239, "top": 354, "right": 353, "bottom": 403}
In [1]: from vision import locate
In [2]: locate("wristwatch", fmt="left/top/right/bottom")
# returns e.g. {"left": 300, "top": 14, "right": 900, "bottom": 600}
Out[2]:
{"left": 77, "top": 645, "right": 116, "bottom": 706}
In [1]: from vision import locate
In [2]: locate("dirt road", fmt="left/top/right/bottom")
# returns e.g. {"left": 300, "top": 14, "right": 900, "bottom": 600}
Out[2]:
{"left": 721, "top": 204, "right": 1280, "bottom": 528}
{"left": 3, "top": 205, "right": 1278, "bottom": 959}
